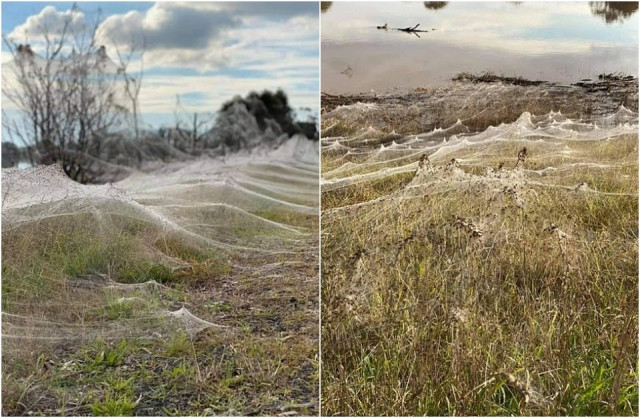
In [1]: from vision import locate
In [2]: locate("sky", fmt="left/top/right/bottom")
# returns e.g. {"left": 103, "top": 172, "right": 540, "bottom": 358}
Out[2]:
{"left": 1, "top": 1, "right": 319, "bottom": 129}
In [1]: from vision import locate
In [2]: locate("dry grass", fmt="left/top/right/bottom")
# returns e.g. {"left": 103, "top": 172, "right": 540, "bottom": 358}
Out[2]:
{"left": 321, "top": 132, "right": 638, "bottom": 415}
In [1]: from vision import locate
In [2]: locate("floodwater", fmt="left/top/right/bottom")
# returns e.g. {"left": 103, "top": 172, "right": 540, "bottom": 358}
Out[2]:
{"left": 321, "top": 1, "right": 639, "bottom": 94}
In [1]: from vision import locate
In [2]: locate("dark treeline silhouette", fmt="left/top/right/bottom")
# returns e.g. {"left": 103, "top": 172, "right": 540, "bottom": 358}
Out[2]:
{"left": 589, "top": 1, "right": 638, "bottom": 23}
{"left": 2, "top": 142, "right": 19, "bottom": 168}
{"left": 424, "top": 2, "right": 448, "bottom": 11}
{"left": 212, "top": 89, "right": 317, "bottom": 153}
{"left": 321, "top": 2, "right": 332, "bottom": 13}
{"left": 220, "top": 90, "right": 299, "bottom": 138}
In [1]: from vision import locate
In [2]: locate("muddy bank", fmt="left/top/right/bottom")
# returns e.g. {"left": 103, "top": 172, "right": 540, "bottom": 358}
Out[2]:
{"left": 321, "top": 75, "right": 638, "bottom": 136}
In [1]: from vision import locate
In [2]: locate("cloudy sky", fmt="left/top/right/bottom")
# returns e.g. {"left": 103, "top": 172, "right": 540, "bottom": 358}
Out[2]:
{"left": 2, "top": 1, "right": 319, "bottom": 128}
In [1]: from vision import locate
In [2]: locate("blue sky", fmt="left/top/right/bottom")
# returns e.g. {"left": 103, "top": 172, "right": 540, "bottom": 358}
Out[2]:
{"left": 1, "top": 1, "right": 319, "bottom": 129}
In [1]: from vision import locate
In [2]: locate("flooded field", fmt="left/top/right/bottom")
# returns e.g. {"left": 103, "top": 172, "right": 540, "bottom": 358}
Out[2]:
{"left": 322, "top": 1, "right": 638, "bottom": 94}
{"left": 2, "top": 138, "right": 319, "bottom": 415}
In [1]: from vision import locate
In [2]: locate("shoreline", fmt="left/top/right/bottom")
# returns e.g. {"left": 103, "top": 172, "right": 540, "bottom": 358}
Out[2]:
{"left": 321, "top": 73, "right": 639, "bottom": 114}
{"left": 321, "top": 74, "right": 639, "bottom": 138}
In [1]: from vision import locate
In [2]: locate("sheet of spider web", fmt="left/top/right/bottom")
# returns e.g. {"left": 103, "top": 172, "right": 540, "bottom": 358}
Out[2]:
{"left": 2, "top": 135, "right": 318, "bottom": 354}
{"left": 321, "top": 80, "right": 638, "bottom": 343}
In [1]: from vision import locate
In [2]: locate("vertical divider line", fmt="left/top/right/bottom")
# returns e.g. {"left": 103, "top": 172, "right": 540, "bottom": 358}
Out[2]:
{"left": 317, "top": 1, "right": 323, "bottom": 416}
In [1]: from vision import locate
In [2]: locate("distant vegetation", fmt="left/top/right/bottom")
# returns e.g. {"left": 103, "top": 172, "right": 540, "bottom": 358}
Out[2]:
{"left": 321, "top": 2, "right": 333, "bottom": 13}
{"left": 2, "top": 78, "right": 316, "bottom": 183}
{"left": 2, "top": 9, "right": 317, "bottom": 183}
{"left": 423, "top": 2, "right": 449, "bottom": 10}
{"left": 590, "top": 2, "right": 639, "bottom": 23}
{"left": 213, "top": 89, "right": 318, "bottom": 153}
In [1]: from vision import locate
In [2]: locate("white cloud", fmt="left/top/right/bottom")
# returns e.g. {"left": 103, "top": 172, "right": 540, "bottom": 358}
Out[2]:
{"left": 96, "top": 3, "right": 239, "bottom": 51}
{"left": 167, "top": 2, "right": 318, "bottom": 20}
{"left": 3, "top": 2, "right": 319, "bottom": 122}
{"left": 7, "top": 5, "right": 86, "bottom": 43}
{"left": 95, "top": 2, "right": 318, "bottom": 73}
{"left": 1, "top": 51, "right": 14, "bottom": 64}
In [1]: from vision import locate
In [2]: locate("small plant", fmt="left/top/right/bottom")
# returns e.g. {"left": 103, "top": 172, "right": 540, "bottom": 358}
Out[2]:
{"left": 90, "top": 392, "right": 137, "bottom": 416}
{"left": 120, "top": 262, "right": 176, "bottom": 284}
{"left": 104, "top": 299, "right": 135, "bottom": 320}
{"left": 106, "top": 376, "right": 136, "bottom": 394}
{"left": 164, "top": 361, "right": 192, "bottom": 380}
{"left": 87, "top": 340, "right": 129, "bottom": 370}
{"left": 205, "top": 301, "right": 232, "bottom": 313}
{"left": 148, "top": 264, "right": 175, "bottom": 284}
{"left": 165, "top": 332, "right": 191, "bottom": 357}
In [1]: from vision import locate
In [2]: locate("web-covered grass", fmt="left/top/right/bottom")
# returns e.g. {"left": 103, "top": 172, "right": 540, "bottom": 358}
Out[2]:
{"left": 321, "top": 81, "right": 638, "bottom": 416}
{"left": 2, "top": 138, "right": 319, "bottom": 416}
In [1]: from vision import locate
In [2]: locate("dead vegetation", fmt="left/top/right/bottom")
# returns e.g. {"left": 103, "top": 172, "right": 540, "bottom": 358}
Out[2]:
{"left": 453, "top": 72, "right": 546, "bottom": 86}
{"left": 321, "top": 75, "right": 638, "bottom": 135}
{"left": 321, "top": 84, "right": 638, "bottom": 415}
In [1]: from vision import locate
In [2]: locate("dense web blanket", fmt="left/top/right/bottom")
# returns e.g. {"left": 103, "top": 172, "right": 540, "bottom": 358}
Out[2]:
{"left": 321, "top": 80, "right": 638, "bottom": 413}
{"left": 2, "top": 135, "right": 318, "bottom": 351}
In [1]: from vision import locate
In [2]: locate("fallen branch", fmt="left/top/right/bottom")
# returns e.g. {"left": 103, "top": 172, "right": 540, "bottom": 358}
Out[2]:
{"left": 399, "top": 23, "right": 425, "bottom": 32}
{"left": 377, "top": 23, "right": 431, "bottom": 38}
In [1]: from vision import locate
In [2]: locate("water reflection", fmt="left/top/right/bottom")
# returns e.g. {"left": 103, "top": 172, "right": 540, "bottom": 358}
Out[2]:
{"left": 590, "top": 1, "right": 638, "bottom": 23}
{"left": 423, "top": 2, "right": 448, "bottom": 10}
{"left": 322, "top": 1, "right": 638, "bottom": 94}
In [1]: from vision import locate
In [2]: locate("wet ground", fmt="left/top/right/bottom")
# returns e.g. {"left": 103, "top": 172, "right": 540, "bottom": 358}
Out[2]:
{"left": 321, "top": 75, "right": 638, "bottom": 141}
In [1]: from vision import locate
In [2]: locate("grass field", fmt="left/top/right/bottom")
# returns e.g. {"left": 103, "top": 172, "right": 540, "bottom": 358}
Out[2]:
{"left": 321, "top": 89, "right": 639, "bottom": 416}
{"left": 2, "top": 155, "right": 319, "bottom": 416}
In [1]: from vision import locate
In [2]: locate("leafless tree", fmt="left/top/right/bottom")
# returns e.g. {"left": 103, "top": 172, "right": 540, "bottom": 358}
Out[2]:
{"left": 111, "top": 36, "right": 146, "bottom": 141}
{"left": 170, "top": 93, "right": 216, "bottom": 153}
{"left": 1, "top": 4, "right": 141, "bottom": 183}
